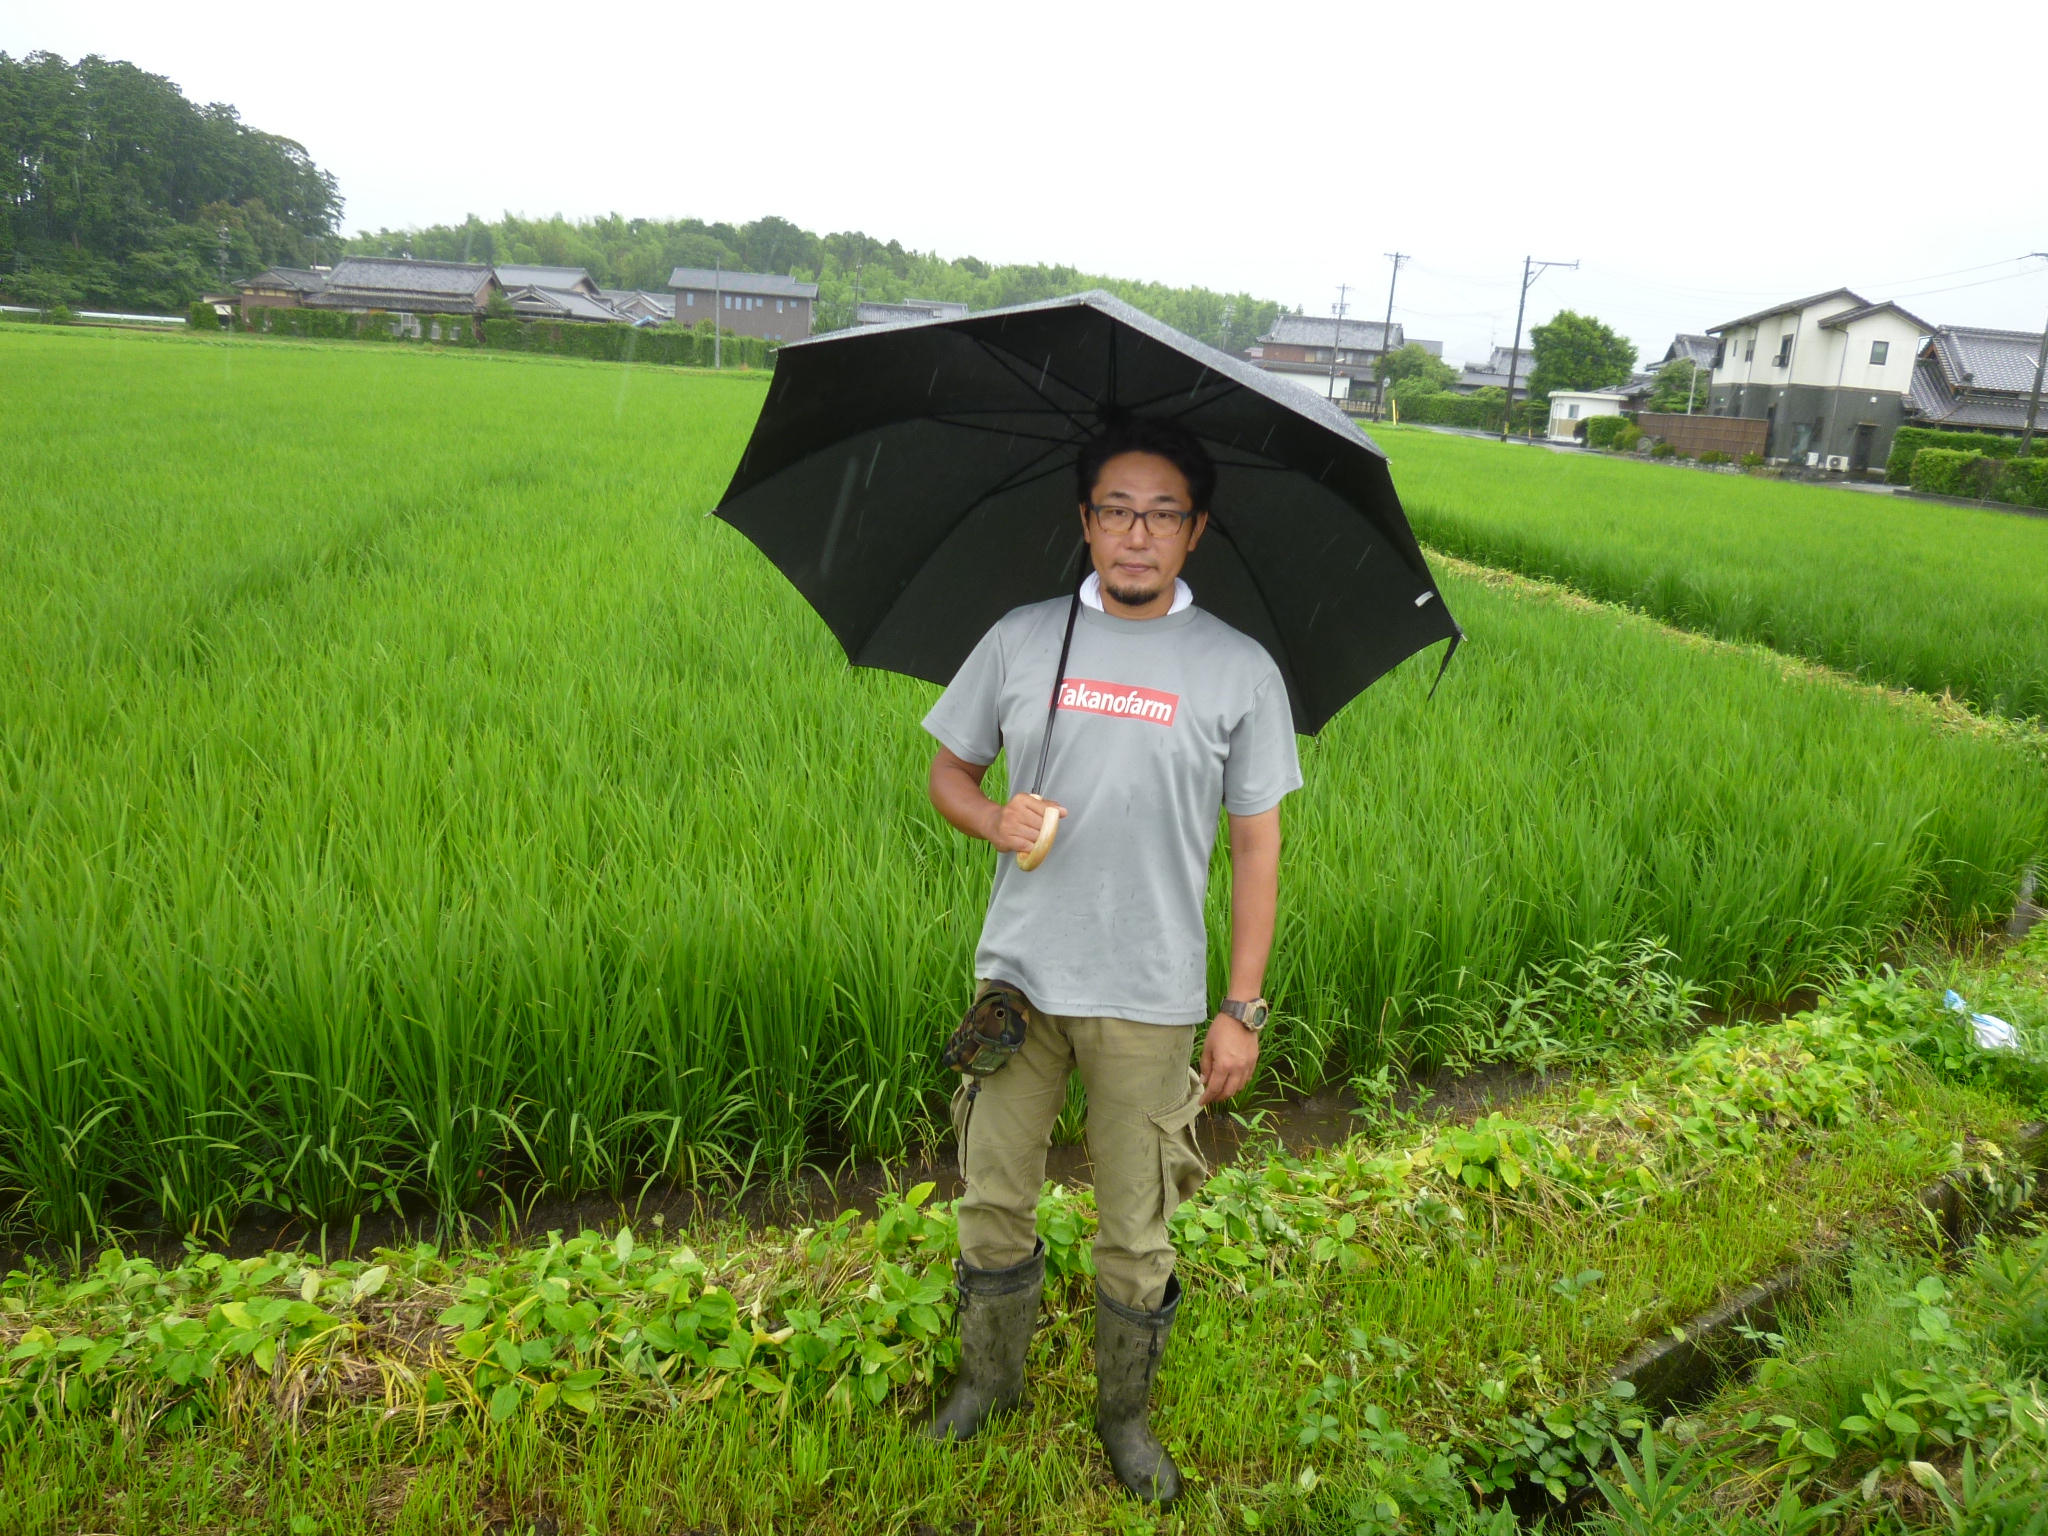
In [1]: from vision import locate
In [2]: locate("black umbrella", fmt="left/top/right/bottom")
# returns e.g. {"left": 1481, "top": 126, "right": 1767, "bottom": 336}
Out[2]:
{"left": 714, "top": 289, "right": 1459, "bottom": 736}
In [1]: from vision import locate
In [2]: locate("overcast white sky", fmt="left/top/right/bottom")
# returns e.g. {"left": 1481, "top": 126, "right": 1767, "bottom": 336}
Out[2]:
{"left": 12, "top": 0, "right": 2047, "bottom": 368}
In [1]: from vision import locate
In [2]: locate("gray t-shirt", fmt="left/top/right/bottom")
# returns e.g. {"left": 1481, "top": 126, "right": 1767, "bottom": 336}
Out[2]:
{"left": 923, "top": 598, "right": 1302, "bottom": 1025}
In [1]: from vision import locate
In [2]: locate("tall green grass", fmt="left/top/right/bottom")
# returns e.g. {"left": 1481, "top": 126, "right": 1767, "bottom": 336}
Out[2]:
{"left": 1, "top": 327, "right": 2043, "bottom": 1243}
{"left": 1378, "top": 426, "right": 2048, "bottom": 720}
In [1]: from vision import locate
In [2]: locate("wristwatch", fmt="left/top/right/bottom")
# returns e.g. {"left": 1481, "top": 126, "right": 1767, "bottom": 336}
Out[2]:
{"left": 1219, "top": 997, "right": 1270, "bottom": 1033}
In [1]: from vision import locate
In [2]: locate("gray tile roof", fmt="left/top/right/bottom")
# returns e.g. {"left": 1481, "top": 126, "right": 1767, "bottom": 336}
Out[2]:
{"left": 1262, "top": 315, "right": 1400, "bottom": 351}
{"left": 601, "top": 289, "right": 676, "bottom": 320}
{"left": 236, "top": 266, "right": 328, "bottom": 294}
{"left": 1708, "top": 287, "right": 1865, "bottom": 334}
{"left": 856, "top": 299, "right": 971, "bottom": 325}
{"left": 497, "top": 264, "right": 598, "bottom": 294}
{"left": 321, "top": 257, "right": 493, "bottom": 297}
{"left": 1927, "top": 326, "right": 2048, "bottom": 396}
{"left": 1661, "top": 334, "right": 1719, "bottom": 367}
{"left": 1455, "top": 369, "right": 1532, "bottom": 396}
{"left": 311, "top": 257, "right": 495, "bottom": 312}
{"left": 669, "top": 268, "right": 820, "bottom": 299}
{"left": 504, "top": 285, "right": 627, "bottom": 323}
{"left": 1908, "top": 355, "right": 2040, "bottom": 431}
{"left": 1475, "top": 346, "right": 1533, "bottom": 375}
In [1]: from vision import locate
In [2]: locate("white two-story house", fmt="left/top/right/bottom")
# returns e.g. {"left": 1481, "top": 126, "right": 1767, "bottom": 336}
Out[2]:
{"left": 1705, "top": 289, "right": 1933, "bottom": 472}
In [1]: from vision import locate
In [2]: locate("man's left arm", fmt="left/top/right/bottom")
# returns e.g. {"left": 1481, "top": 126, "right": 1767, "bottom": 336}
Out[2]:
{"left": 1199, "top": 806, "right": 1280, "bottom": 1105}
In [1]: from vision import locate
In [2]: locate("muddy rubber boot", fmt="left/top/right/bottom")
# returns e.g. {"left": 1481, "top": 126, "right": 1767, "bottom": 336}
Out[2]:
{"left": 1093, "top": 1274, "right": 1182, "bottom": 1504}
{"left": 926, "top": 1240, "right": 1044, "bottom": 1442}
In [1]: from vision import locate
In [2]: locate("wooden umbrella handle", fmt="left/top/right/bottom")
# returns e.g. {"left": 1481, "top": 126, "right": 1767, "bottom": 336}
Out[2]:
{"left": 1015, "top": 797, "right": 1062, "bottom": 871}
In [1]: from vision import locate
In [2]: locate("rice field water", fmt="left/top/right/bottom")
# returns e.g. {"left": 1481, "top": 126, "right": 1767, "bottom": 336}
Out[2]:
{"left": 2, "top": 325, "right": 2043, "bottom": 1243}
{"left": 1379, "top": 426, "right": 2048, "bottom": 720}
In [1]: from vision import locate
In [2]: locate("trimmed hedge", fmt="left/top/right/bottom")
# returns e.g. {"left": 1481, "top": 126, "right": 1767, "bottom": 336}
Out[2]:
{"left": 1910, "top": 448, "right": 2048, "bottom": 509}
{"left": 1992, "top": 456, "right": 2048, "bottom": 510}
{"left": 186, "top": 301, "right": 220, "bottom": 331}
{"left": 1585, "top": 414, "right": 1630, "bottom": 450}
{"left": 1395, "top": 391, "right": 1540, "bottom": 433}
{"left": 477, "top": 318, "right": 770, "bottom": 370}
{"left": 237, "top": 307, "right": 458, "bottom": 344}
{"left": 1885, "top": 426, "right": 2037, "bottom": 485}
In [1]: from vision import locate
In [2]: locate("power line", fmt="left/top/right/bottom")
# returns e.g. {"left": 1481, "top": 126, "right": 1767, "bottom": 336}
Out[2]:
{"left": 1502, "top": 257, "right": 1576, "bottom": 444}
{"left": 1327, "top": 283, "right": 1351, "bottom": 400}
{"left": 1375, "top": 253, "right": 1408, "bottom": 420}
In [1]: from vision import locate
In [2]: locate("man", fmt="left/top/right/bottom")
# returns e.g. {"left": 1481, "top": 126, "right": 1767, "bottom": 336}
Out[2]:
{"left": 920, "top": 417, "right": 1300, "bottom": 1504}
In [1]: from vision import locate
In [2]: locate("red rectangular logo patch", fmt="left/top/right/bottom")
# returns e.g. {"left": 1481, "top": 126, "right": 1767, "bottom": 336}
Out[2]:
{"left": 1057, "top": 677, "right": 1179, "bottom": 727}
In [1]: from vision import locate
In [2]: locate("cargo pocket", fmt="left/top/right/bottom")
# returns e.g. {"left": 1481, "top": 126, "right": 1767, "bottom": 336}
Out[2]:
{"left": 1145, "top": 1067, "right": 1210, "bottom": 1221}
{"left": 950, "top": 1077, "right": 976, "bottom": 1182}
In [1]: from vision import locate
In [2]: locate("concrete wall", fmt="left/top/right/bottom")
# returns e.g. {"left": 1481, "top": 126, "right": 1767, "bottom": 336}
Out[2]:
{"left": 1705, "top": 380, "right": 1909, "bottom": 467}
{"left": 672, "top": 284, "right": 813, "bottom": 341}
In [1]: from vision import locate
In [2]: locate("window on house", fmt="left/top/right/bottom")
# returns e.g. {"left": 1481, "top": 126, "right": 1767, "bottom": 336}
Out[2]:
{"left": 684, "top": 292, "right": 694, "bottom": 306}
{"left": 1567, "top": 403, "right": 1580, "bottom": 419}
{"left": 1869, "top": 340, "right": 1889, "bottom": 366}
{"left": 1774, "top": 334, "right": 1794, "bottom": 367}
{"left": 1744, "top": 339, "right": 1755, "bottom": 362}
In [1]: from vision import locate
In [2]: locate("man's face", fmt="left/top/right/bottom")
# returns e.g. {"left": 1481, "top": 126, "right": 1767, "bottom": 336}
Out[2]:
{"left": 1079, "top": 451, "right": 1208, "bottom": 608}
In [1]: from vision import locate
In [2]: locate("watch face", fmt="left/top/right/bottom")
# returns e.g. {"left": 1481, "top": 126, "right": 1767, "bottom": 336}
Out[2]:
{"left": 1249, "top": 1000, "right": 1270, "bottom": 1030}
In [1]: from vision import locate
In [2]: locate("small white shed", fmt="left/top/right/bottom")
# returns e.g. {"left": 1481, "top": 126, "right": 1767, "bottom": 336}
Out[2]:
{"left": 1547, "top": 389, "right": 1630, "bottom": 443}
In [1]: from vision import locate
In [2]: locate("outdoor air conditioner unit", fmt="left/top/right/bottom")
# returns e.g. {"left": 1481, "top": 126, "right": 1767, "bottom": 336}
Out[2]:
{"left": 1805, "top": 452, "right": 1821, "bottom": 467}
{"left": 1824, "top": 455, "right": 1851, "bottom": 472}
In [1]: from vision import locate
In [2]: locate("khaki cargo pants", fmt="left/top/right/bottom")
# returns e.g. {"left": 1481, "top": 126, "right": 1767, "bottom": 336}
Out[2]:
{"left": 951, "top": 987, "right": 1209, "bottom": 1312}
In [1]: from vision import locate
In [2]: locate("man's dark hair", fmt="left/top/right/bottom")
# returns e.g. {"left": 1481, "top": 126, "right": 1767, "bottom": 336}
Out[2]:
{"left": 1074, "top": 417, "right": 1218, "bottom": 512}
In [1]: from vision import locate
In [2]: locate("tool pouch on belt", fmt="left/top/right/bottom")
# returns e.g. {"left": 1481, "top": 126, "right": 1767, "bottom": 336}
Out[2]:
{"left": 942, "top": 983, "right": 1030, "bottom": 1077}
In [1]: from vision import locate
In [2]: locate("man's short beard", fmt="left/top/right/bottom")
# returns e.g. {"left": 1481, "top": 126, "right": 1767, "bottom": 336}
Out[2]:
{"left": 1104, "top": 576, "right": 1165, "bottom": 607}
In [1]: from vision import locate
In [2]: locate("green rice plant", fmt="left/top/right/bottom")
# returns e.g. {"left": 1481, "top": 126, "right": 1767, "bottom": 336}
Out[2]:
{"left": 0, "top": 992, "right": 2030, "bottom": 1531}
{"left": 1375, "top": 425, "right": 2048, "bottom": 719}
{"left": 0, "top": 326, "right": 2042, "bottom": 1244}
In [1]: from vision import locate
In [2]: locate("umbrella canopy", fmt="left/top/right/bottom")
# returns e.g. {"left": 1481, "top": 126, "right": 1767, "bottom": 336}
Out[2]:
{"left": 714, "top": 290, "right": 1458, "bottom": 734}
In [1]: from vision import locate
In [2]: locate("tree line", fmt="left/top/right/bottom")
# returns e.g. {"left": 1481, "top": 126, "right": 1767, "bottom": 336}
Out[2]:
{"left": 3, "top": 47, "right": 1656, "bottom": 382}
{"left": 0, "top": 53, "right": 1284, "bottom": 350}
{"left": 0, "top": 51, "right": 341, "bottom": 311}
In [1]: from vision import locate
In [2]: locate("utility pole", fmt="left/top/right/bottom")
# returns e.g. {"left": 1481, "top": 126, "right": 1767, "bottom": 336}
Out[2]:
{"left": 217, "top": 225, "right": 230, "bottom": 290}
{"left": 2023, "top": 253, "right": 2048, "bottom": 457}
{"left": 1500, "top": 256, "right": 1578, "bottom": 443}
{"left": 1374, "top": 252, "right": 1408, "bottom": 420}
{"left": 1327, "top": 283, "right": 1351, "bottom": 403}
{"left": 714, "top": 258, "right": 723, "bottom": 370}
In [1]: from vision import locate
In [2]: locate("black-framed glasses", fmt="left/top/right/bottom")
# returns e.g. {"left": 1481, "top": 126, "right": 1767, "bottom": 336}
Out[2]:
{"left": 1087, "top": 504, "right": 1196, "bottom": 538}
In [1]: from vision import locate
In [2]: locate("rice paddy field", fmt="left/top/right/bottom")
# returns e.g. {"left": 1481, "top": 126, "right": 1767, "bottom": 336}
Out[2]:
{"left": 1380, "top": 426, "right": 2048, "bottom": 720}
{"left": 2, "top": 324, "right": 2046, "bottom": 1250}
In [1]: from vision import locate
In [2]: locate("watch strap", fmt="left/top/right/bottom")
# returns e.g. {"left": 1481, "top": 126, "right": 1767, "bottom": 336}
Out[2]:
{"left": 1220, "top": 997, "right": 1270, "bottom": 1032}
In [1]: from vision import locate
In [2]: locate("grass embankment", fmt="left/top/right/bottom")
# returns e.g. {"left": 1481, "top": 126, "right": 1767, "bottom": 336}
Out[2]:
{"left": 2, "top": 324, "right": 2044, "bottom": 1246}
{"left": 5, "top": 962, "right": 2045, "bottom": 1533}
{"left": 1580, "top": 937, "right": 2048, "bottom": 1533}
{"left": 1374, "top": 425, "right": 2048, "bottom": 721}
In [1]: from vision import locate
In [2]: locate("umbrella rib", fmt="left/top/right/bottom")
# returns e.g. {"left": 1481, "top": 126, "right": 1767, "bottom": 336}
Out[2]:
{"left": 869, "top": 442, "right": 1081, "bottom": 631}
{"left": 926, "top": 416, "right": 1084, "bottom": 448}
{"left": 1125, "top": 377, "right": 1251, "bottom": 421}
{"left": 849, "top": 443, "right": 1086, "bottom": 669}
{"left": 968, "top": 336, "right": 1101, "bottom": 432}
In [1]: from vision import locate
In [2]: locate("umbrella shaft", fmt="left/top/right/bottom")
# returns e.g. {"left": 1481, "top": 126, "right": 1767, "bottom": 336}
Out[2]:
{"left": 1031, "top": 589, "right": 1083, "bottom": 797}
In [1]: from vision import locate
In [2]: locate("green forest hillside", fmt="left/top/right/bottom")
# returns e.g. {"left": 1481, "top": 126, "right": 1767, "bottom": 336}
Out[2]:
{"left": 1, "top": 50, "right": 1284, "bottom": 348}
{"left": 0, "top": 52, "right": 340, "bottom": 311}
